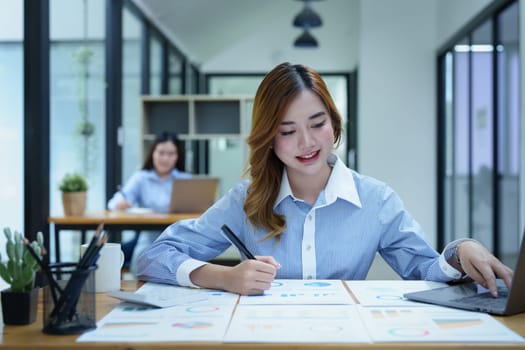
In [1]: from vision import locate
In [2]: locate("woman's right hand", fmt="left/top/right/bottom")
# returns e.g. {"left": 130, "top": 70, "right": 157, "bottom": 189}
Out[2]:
{"left": 190, "top": 256, "right": 280, "bottom": 295}
{"left": 225, "top": 256, "right": 280, "bottom": 295}
{"left": 115, "top": 200, "right": 133, "bottom": 211}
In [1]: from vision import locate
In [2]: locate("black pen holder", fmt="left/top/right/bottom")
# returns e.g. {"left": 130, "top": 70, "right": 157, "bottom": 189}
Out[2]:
{"left": 42, "top": 262, "right": 97, "bottom": 335}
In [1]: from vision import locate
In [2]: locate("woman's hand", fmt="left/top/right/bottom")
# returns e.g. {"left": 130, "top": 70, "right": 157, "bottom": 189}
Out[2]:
{"left": 224, "top": 256, "right": 280, "bottom": 295}
{"left": 115, "top": 200, "right": 132, "bottom": 211}
{"left": 456, "top": 241, "right": 513, "bottom": 297}
{"left": 190, "top": 256, "right": 280, "bottom": 295}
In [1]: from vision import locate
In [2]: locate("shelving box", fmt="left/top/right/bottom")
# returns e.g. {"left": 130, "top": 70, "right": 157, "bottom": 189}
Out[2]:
{"left": 194, "top": 100, "right": 240, "bottom": 134}
{"left": 141, "top": 95, "right": 253, "bottom": 142}
{"left": 145, "top": 100, "right": 190, "bottom": 136}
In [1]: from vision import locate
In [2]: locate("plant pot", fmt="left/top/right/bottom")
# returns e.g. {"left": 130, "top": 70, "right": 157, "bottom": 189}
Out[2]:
{"left": 1, "top": 288, "right": 39, "bottom": 325}
{"left": 62, "top": 191, "right": 86, "bottom": 216}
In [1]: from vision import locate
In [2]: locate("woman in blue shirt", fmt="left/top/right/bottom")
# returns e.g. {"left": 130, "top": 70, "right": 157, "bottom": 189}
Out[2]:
{"left": 108, "top": 132, "right": 191, "bottom": 273}
{"left": 137, "top": 63, "right": 513, "bottom": 296}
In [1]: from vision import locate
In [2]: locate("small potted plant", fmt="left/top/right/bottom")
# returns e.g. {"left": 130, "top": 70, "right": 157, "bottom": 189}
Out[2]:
{"left": 0, "top": 228, "right": 44, "bottom": 325}
{"left": 59, "top": 173, "right": 88, "bottom": 216}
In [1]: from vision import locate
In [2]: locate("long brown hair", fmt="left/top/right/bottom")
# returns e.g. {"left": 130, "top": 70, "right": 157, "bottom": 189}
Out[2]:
{"left": 244, "top": 62, "right": 342, "bottom": 241}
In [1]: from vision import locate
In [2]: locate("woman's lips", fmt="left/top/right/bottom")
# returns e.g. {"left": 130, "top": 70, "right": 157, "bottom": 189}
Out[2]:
{"left": 296, "top": 150, "right": 320, "bottom": 163}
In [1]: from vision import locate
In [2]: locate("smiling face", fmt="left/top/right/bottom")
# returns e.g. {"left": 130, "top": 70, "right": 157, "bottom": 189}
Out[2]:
{"left": 152, "top": 140, "right": 179, "bottom": 178}
{"left": 273, "top": 90, "right": 335, "bottom": 186}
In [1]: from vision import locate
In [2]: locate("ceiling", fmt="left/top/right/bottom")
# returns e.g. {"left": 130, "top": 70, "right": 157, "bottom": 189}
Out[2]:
{"left": 132, "top": 0, "right": 359, "bottom": 72}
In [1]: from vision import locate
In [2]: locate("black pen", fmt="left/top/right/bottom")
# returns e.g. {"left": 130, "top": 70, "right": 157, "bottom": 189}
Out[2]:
{"left": 78, "top": 223, "right": 104, "bottom": 269}
{"left": 24, "top": 240, "right": 62, "bottom": 303}
{"left": 221, "top": 224, "right": 256, "bottom": 260}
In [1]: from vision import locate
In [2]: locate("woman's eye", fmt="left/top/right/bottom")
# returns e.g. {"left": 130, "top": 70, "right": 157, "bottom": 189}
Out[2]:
{"left": 158, "top": 151, "right": 176, "bottom": 157}
{"left": 280, "top": 130, "right": 295, "bottom": 136}
{"left": 313, "top": 121, "right": 326, "bottom": 128}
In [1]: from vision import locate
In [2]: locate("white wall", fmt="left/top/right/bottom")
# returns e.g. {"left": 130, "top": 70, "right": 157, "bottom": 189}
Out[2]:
{"left": 435, "top": 0, "right": 492, "bottom": 47}
{"left": 358, "top": 0, "right": 438, "bottom": 245}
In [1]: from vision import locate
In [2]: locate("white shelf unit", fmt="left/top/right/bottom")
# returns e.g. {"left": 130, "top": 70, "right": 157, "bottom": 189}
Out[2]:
{"left": 141, "top": 94, "right": 253, "bottom": 142}
{"left": 141, "top": 95, "right": 254, "bottom": 197}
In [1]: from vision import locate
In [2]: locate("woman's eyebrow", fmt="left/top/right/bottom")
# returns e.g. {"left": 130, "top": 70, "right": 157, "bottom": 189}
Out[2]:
{"left": 280, "top": 111, "right": 326, "bottom": 125}
{"left": 309, "top": 111, "right": 326, "bottom": 119}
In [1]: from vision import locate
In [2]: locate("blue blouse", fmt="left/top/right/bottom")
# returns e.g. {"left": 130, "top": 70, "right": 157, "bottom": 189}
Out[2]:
{"left": 107, "top": 169, "right": 192, "bottom": 213}
{"left": 136, "top": 155, "right": 462, "bottom": 286}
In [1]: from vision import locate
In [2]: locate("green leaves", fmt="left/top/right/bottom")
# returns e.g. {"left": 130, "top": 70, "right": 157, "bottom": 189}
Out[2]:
{"left": 0, "top": 227, "right": 44, "bottom": 292}
{"left": 59, "top": 173, "right": 88, "bottom": 192}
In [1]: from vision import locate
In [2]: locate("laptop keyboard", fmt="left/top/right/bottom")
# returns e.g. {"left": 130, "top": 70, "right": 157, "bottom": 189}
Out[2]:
{"left": 452, "top": 290, "right": 508, "bottom": 310}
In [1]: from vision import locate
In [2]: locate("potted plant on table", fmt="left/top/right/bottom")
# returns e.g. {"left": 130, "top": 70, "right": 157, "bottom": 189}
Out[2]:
{"left": 0, "top": 228, "right": 45, "bottom": 325}
{"left": 59, "top": 173, "right": 88, "bottom": 216}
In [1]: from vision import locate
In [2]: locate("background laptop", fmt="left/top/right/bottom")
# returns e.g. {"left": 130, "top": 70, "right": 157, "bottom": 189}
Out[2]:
{"left": 168, "top": 177, "right": 219, "bottom": 213}
{"left": 404, "top": 234, "right": 525, "bottom": 315}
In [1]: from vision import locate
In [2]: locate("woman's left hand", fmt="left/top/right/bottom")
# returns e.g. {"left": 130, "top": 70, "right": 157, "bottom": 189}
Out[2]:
{"left": 456, "top": 241, "right": 513, "bottom": 297}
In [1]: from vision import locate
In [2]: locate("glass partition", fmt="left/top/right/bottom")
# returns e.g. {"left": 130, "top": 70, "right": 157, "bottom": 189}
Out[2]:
{"left": 0, "top": 0, "right": 24, "bottom": 241}
{"left": 49, "top": 0, "right": 106, "bottom": 261}
{"left": 121, "top": 4, "right": 143, "bottom": 185}
{"left": 438, "top": 0, "right": 520, "bottom": 263}
{"left": 471, "top": 20, "right": 494, "bottom": 250}
{"left": 496, "top": 1, "right": 520, "bottom": 265}
{"left": 453, "top": 37, "right": 470, "bottom": 243}
{"left": 149, "top": 30, "right": 162, "bottom": 95}
{"left": 168, "top": 48, "right": 183, "bottom": 94}
{"left": 50, "top": 0, "right": 106, "bottom": 213}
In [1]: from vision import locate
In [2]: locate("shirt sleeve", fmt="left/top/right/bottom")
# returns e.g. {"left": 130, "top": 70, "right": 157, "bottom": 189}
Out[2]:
{"left": 376, "top": 184, "right": 464, "bottom": 282}
{"left": 439, "top": 238, "right": 479, "bottom": 280}
{"left": 135, "top": 181, "right": 248, "bottom": 286}
{"left": 107, "top": 191, "right": 124, "bottom": 210}
{"left": 107, "top": 171, "right": 144, "bottom": 210}
{"left": 176, "top": 259, "right": 208, "bottom": 287}
{"left": 172, "top": 169, "right": 193, "bottom": 179}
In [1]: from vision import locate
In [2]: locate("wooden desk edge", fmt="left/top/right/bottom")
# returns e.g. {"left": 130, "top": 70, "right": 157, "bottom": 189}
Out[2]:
{"left": 48, "top": 212, "right": 200, "bottom": 225}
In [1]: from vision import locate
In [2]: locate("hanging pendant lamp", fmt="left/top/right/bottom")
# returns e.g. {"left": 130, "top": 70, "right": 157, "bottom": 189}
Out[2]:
{"left": 294, "top": 29, "right": 318, "bottom": 48}
{"left": 292, "top": 3, "right": 322, "bottom": 28}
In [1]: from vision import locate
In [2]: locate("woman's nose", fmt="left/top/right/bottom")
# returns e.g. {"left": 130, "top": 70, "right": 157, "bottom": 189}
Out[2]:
{"left": 298, "top": 130, "right": 313, "bottom": 148}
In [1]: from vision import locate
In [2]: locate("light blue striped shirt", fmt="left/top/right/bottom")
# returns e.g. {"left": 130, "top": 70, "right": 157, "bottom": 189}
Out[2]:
{"left": 107, "top": 169, "right": 192, "bottom": 213}
{"left": 137, "top": 155, "right": 461, "bottom": 286}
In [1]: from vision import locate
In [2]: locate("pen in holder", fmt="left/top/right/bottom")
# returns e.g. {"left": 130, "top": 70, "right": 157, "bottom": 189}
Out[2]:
{"left": 43, "top": 262, "right": 97, "bottom": 335}
{"left": 42, "top": 222, "right": 106, "bottom": 335}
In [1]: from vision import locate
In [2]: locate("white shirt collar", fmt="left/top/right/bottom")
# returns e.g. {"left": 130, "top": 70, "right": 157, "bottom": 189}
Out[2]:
{"left": 274, "top": 153, "right": 362, "bottom": 209}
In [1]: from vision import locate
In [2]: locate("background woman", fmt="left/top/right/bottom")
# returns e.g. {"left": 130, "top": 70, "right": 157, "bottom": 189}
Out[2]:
{"left": 108, "top": 131, "right": 191, "bottom": 273}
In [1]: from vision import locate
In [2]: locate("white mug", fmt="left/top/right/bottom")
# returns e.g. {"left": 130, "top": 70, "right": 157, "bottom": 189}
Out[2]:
{"left": 80, "top": 242, "right": 124, "bottom": 293}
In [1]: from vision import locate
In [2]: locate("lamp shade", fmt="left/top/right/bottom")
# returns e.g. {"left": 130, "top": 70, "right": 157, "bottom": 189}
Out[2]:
{"left": 292, "top": 5, "right": 322, "bottom": 28}
{"left": 294, "top": 30, "right": 318, "bottom": 48}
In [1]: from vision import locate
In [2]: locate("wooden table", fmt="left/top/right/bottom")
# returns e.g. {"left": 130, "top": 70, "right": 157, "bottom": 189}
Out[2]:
{"left": 48, "top": 212, "right": 199, "bottom": 263}
{"left": 1, "top": 281, "right": 524, "bottom": 349}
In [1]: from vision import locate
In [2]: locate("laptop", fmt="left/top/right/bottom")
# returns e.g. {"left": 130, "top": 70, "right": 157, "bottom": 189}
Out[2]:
{"left": 168, "top": 177, "right": 219, "bottom": 213}
{"left": 404, "top": 234, "right": 525, "bottom": 315}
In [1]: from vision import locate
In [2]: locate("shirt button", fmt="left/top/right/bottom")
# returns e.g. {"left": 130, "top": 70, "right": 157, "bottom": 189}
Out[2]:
{"left": 306, "top": 245, "right": 311, "bottom": 251}
{"left": 308, "top": 214, "right": 312, "bottom": 221}
{"left": 307, "top": 275, "right": 313, "bottom": 280}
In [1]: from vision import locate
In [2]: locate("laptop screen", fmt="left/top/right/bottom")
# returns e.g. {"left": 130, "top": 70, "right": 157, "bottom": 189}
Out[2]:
{"left": 168, "top": 178, "right": 219, "bottom": 213}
